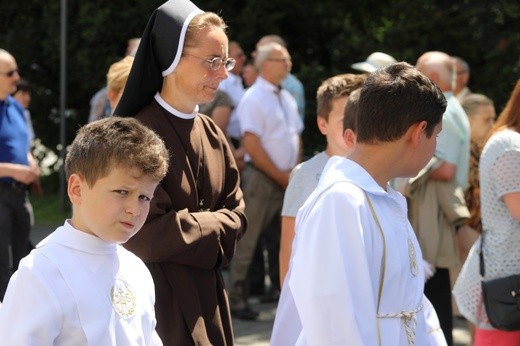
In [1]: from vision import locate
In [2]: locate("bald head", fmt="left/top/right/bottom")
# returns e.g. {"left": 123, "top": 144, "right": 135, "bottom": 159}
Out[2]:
{"left": 256, "top": 34, "right": 287, "bottom": 49}
{"left": 0, "top": 49, "right": 20, "bottom": 100}
{"left": 415, "top": 51, "right": 454, "bottom": 92}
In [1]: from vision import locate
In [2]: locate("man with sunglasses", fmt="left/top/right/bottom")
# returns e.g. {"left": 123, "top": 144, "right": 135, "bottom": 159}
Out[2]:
{"left": 0, "top": 49, "right": 40, "bottom": 301}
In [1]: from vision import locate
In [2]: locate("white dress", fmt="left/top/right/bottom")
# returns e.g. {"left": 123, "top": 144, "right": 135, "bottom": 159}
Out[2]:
{"left": 0, "top": 221, "right": 162, "bottom": 345}
{"left": 271, "top": 156, "right": 446, "bottom": 345}
{"left": 453, "top": 129, "right": 520, "bottom": 329}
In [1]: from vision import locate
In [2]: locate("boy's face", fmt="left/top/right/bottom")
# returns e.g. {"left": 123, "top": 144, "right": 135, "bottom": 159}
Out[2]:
{"left": 319, "top": 96, "right": 353, "bottom": 157}
{"left": 68, "top": 166, "right": 159, "bottom": 244}
{"left": 412, "top": 122, "right": 443, "bottom": 175}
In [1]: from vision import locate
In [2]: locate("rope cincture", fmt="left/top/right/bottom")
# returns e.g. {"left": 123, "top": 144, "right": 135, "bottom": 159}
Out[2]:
{"left": 377, "top": 303, "right": 424, "bottom": 346}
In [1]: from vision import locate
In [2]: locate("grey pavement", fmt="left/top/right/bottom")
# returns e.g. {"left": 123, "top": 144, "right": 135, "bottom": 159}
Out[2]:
{"left": 30, "top": 224, "right": 471, "bottom": 345}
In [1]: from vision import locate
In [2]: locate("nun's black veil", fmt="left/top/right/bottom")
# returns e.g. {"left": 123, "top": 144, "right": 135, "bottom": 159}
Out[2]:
{"left": 115, "top": 0, "right": 203, "bottom": 117}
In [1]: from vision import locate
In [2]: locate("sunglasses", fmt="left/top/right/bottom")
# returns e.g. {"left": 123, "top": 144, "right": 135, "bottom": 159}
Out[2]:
{"left": 0, "top": 69, "right": 19, "bottom": 78}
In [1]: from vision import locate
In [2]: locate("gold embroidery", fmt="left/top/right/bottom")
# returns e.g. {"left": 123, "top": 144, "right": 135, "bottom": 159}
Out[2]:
{"left": 111, "top": 279, "right": 136, "bottom": 319}
{"left": 408, "top": 238, "right": 418, "bottom": 277}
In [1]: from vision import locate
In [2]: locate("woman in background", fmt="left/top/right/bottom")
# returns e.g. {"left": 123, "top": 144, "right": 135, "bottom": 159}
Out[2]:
{"left": 454, "top": 80, "right": 520, "bottom": 345}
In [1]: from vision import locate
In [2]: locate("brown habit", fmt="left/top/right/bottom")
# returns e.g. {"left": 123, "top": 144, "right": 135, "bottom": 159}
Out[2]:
{"left": 124, "top": 100, "right": 247, "bottom": 345}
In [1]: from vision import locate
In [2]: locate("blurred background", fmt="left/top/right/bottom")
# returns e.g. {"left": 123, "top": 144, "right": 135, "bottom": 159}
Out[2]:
{"left": 1, "top": 0, "right": 519, "bottom": 198}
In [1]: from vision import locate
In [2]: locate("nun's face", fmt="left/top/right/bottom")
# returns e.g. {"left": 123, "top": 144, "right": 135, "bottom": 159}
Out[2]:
{"left": 170, "top": 26, "right": 229, "bottom": 110}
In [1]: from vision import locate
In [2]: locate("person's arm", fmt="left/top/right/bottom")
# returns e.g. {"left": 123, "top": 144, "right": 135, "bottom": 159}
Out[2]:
{"left": 0, "top": 259, "right": 61, "bottom": 343}
{"left": 493, "top": 150, "right": 520, "bottom": 220}
{"left": 429, "top": 161, "right": 457, "bottom": 181}
{"left": 0, "top": 161, "right": 39, "bottom": 185}
{"left": 279, "top": 215, "right": 295, "bottom": 286}
{"left": 288, "top": 187, "right": 379, "bottom": 345}
{"left": 243, "top": 131, "right": 291, "bottom": 188}
{"left": 28, "top": 152, "right": 43, "bottom": 194}
{"left": 503, "top": 192, "right": 520, "bottom": 220}
{"left": 124, "top": 128, "right": 246, "bottom": 268}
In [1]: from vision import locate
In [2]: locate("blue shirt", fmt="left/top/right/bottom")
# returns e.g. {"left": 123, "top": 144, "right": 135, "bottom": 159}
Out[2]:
{"left": 282, "top": 74, "right": 305, "bottom": 120}
{"left": 0, "top": 96, "right": 29, "bottom": 183}
{"left": 435, "top": 92, "right": 470, "bottom": 188}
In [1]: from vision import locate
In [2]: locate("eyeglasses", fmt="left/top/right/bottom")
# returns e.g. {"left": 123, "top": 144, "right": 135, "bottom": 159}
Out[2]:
{"left": 184, "top": 54, "right": 236, "bottom": 71}
{"left": 0, "top": 69, "right": 19, "bottom": 78}
{"left": 266, "top": 57, "right": 292, "bottom": 63}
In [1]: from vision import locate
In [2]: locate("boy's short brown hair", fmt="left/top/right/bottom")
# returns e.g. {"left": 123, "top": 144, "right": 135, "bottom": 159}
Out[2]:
{"left": 343, "top": 88, "right": 362, "bottom": 132}
{"left": 65, "top": 117, "right": 169, "bottom": 186}
{"left": 316, "top": 73, "right": 366, "bottom": 120}
{"left": 356, "top": 62, "right": 446, "bottom": 144}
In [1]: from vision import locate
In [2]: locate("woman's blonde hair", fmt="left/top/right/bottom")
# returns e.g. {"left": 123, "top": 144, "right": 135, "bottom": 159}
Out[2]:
{"left": 183, "top": 12, "right": 227, "bottom": 50}
{"left": 107, "top": 56, "right": 134, "bottom": 94}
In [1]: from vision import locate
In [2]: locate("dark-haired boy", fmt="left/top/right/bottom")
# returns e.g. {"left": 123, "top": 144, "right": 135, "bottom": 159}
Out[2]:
{"left": 272, "top": 62, "right": 448, "bottom": 345}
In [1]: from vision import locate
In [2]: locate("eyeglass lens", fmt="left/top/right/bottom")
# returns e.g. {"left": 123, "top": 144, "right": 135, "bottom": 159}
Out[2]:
{"left": 209, "top": 57, "right": 235, "bottom": 71}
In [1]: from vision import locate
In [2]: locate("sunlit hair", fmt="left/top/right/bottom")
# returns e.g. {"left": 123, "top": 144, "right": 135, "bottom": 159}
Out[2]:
{"left": 107, "top": 56, "right": 134, "bottom": 95}
{"left": 316, "top": 73, "right": 366, "bottom": 121}
{"left": 356, "top": 62, "right": 446, "bottom": 144}
{"left": 65, "top": 117, "right": 169, "bottom": 187}
{"left": 343, "top": 88, "right": 362, "bottom": 132}
{"left": 184, "top": 12, "right": 227, "bottom": 50}
{"left": 461, "top": 93, "right": 494, "bottom": 118}
{"left": 254, "top": 42, "right": 281, "bottom": 70}
{"left": 483, "top": 79, "right": 520, "bottom": 145}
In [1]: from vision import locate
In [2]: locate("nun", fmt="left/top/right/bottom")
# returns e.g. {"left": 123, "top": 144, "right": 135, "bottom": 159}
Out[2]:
{"left": 115, "top": 1, "right": 247, "bottom": 345}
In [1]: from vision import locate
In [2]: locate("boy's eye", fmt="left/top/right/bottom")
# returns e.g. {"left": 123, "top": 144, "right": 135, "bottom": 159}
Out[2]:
{"left": 114, "top": 190, "right": 128, "bottom": 196}
{"left": 139, "top": 195, "right": 152, "bottom": 202}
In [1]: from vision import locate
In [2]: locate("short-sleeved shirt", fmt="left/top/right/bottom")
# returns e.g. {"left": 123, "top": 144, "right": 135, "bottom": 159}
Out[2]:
{"left": 282, "top": 74, "right": 305, "bottom": 120}
{"left": 281, "top": 151, "right": 329, "bottom": 217}
{"left": 237, "top": 76, "right": 304, "bottom": 171}
{"left": 453, "top": 129, "right": 520, "bottom": 328}
{"left": 218, "top": 73, "right": 245, "bottom": 140}
{"left": 0, "top": 96, "right": 29, "bottom": 184}
{"left": 435, "top": 92, "right": 470, "bottom": 188}
{"left": 199, "top": 90, "right": 233, "bottom": 117}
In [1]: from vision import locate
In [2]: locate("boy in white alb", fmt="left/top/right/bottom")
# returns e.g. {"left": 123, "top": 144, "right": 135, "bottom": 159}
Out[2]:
{"left": 0, "top": 117, "right": 169, "bottom": 345}
{"left": 279, "top": 73, "right": 366, "bottom": 285}
{"left": 271, "top": 63, "right": 448, "bottom": 345}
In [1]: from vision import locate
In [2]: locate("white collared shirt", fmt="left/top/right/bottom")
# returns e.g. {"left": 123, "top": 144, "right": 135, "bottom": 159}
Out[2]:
{"left": 237, "top": 76, "right": 303, "bottom": 171}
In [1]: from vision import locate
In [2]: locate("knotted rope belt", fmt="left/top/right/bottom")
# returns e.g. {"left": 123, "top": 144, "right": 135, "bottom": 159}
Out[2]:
{"left": 377, "top": 303, "right": 424, "bottom": 345}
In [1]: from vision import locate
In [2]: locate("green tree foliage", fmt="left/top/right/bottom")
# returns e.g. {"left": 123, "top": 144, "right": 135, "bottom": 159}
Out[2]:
{"left": 1, "top": 0, "right": 519, "bottom": 171}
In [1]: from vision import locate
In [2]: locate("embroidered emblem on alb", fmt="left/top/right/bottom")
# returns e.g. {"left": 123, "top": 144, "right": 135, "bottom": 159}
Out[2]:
{"left": 111, "top": 279, "right": 136, "bottom": 318}
{"left": 408, "top": 238, "right": 418, "bottom": 276}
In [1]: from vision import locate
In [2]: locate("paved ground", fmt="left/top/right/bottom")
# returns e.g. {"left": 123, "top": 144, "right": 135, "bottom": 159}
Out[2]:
{"left": 31, "top": 225, "right": 471, "bottom": 345}
{"left": 232, "top": 298, "right": 471, "bottom": 345}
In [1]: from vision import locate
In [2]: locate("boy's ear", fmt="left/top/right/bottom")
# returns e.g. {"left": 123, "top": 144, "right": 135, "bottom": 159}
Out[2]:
{"left": 343, "top": 128, "right": 357, "bottom": 149}
{"left": 67, "top": 173, "right": 84, "bottom": 205}
{"left": 316, "top": 115, "right": 328, "bottom": 135}
{"left": 410, "top": 121, "right": 428, "bottom": 147}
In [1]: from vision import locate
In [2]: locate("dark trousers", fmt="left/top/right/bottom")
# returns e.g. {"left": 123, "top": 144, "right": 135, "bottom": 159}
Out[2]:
{"left": 425, "top": 267, "right": 453, "bottom": 346}
{"left": 249, "top": 215, "right": 281, "bottom": 294}
{"left": 0, "top": 185, "right": 32, "bottom": 300}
